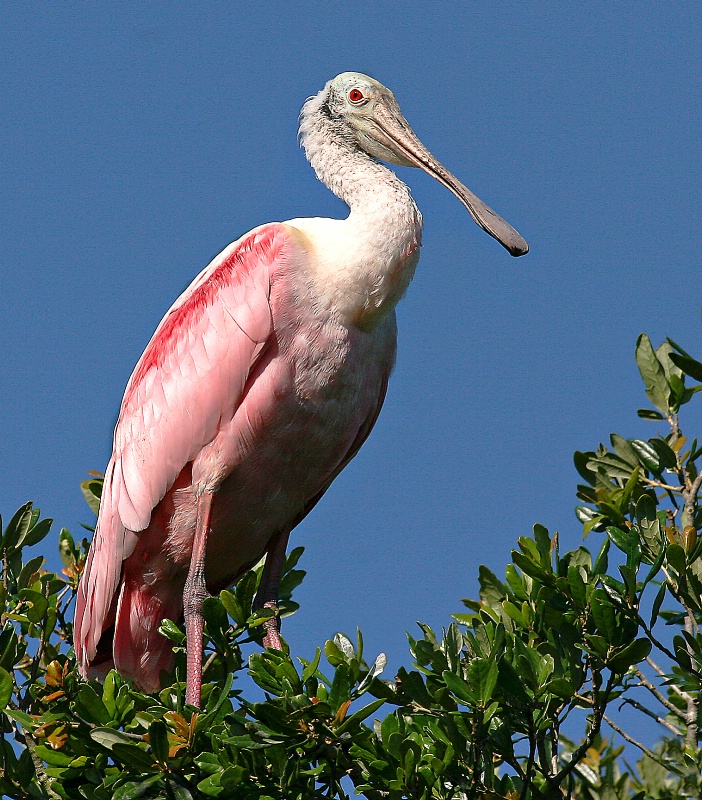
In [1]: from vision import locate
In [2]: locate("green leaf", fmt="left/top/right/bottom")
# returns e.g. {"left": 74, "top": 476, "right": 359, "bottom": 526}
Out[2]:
{"left": 19, "top": 589, "right": 48, "bottom": 624}
{"left": 73, "top": 684, "right": 112, "bottom": 725}
{"left": 197, "top": 772, "right": 224, "bottom": 797}
{"left": 608, "top": 638, "right": 652, "bottom": 673}
{"left": 0, "top": 666, "right": 13, "bottom": 708}
{"left": 567, "top": 566, "right": 587, "bottom": 609}
{"left": 357, "top": 652, "right": 387, "bottom": 694}
{"left": 300, "top": 647, "right": 322, "bottom": 683}
{"left": 198, "top": 672, "right": 233, "bottom": 724}
{"left": 478, "top": 565, "right": 507, "bottom": 607}
{"left": 630, "top": 439, "right": 661, "bottom": 472}
{"left": 111, "top": 742, "right": 157, "bottom": 771}
{"left": 544, "top": 677, "right": 575, "bottom": 698}
{"left": 667, "top": 543, "right": 686, "bottom": 574}
{"left": 575, "top": 506, "right": 598, "bottom": 525}
{"left": 533, "top": 524, "right": 552, "bottom": 566}
{"left": 442, "top": 670, "right": 475, "bottom": 706}
{"left": 333, "top": 632, "right": 355, "bottom": 661}
{"left": 202, "top": 596, "right": 229, "bottom": 640}
{"left": 336, "top": 698, "right": 386, "bottom": 734}
{"left": 3, "top": 707, "right": 36, "bottom": 728}
{"left": 497, "top": 659, "right": 531, "bottom": 703}
{"left": 574, "top": 451, "right": 597, "bottom": 483}
{"left": 279, "top": 568, "right": 306, "bottom": 600}
{"left": 656, "top": 341, "right": 684, "bottom": 381}
{"left": 669, "top": 351, "right": 702, "bottom": 382}
{"left": 234, "top": 570, "right": 258, "bottom": 619}
{"left": 610, "top": 434, "right": 639, "bottom": 467}
{"left": 636, "top": 333, "right": 670, "bottom": 414}
{"left": 58, "top": 528, "right": 76, "bottom": 569}
{"left": 2, "top": 502, "right": 33, "bottom": 551}
{"left": 637, "top": 408, "right": 665, "bottom": 420}
{"left": 17, "top": 556, "right": 44, "bottom": 591}
{"left": 220, "top": 589, "right": 245, "bottom": 627}
{"left": 502, "top": 600, "right": 526, "bottom": 627}
{"left": 33, "top": 745, "right": 74, "bottom": 767}
{"left": 468, "top": 658, "right": 498, "bottom": 705}
{"left": 158, "top": 618, "right": 185, "bottom": 644}
{"left": 648, "top": 438, "right": 678, "bottom": 470}
{"left": 18, "top": 517, "right": 53, "bottom": 550}
{"left": 169, "top": 784, "right": 194, "bottom": 800}
{"left": 81, "top": 478, "right": 103, "bottom": 515}
{"left": 148, "top": 719, "right": 169, "bottom": 764}
{"left": 590, "top": 590, "right": 617, "bottom": 644}
{"left": 328, "top": 663, "right": 353, "bottom": 709}
{"left": 90, "top": 727, "right": 138, "bottom": 750}
{"left": 606, "top": 526, "right": 640, "bottom": 561}
{"left": 112, "top": 774, "right": 163, "bottom": 800}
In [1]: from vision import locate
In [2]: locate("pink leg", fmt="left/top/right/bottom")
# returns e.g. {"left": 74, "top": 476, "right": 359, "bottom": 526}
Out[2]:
{"left": 254, "top": 530, "right": 290, "bottom": 650}
{"left": 183, "top": 491, "right": 214, "bottom": 708}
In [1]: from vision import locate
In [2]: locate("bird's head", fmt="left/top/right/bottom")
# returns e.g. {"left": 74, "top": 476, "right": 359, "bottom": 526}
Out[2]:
{"left": 313, "top": 71, "right": 528, "bottom": 257}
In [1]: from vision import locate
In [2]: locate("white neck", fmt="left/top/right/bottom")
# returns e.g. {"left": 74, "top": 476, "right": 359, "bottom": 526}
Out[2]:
{"left": 290, "top": 93, "right": 423, "bottom": 329}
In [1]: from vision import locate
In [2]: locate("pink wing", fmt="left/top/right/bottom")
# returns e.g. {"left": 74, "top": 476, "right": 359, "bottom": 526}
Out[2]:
{"left": 74, "top": 223, "right": 295, "bottom": 673}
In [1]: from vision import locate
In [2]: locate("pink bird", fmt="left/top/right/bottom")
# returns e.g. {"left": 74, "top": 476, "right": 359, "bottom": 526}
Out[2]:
{"left": 74, "top": 72, "right": 528, "bottom": 707}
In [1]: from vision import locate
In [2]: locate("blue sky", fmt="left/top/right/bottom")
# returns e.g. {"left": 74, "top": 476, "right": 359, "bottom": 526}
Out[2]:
{"left": 1, "top": 2, "right": 700, "bottom": 726}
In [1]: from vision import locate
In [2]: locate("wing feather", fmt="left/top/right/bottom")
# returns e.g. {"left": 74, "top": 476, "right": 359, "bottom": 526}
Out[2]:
{"left": 75, "top": 223, "right": 293, "bottom": 673}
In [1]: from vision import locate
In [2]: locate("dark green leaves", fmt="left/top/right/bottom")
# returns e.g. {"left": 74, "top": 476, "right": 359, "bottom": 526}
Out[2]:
{"left": 636, "top": 333, "right": 670, "bottom": 415}
{"left": 3, "top": 332, "right": 702, "bottom": 800}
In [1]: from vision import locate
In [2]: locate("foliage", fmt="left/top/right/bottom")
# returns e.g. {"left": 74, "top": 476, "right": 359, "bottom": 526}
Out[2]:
{"left": 0, "top": 333, "right": 701, "bottom": 799}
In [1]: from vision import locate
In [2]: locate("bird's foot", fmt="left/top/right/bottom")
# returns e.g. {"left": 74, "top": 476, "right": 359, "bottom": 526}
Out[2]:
{"left": 261, "top": 601, "right": 283, "bottom": 650}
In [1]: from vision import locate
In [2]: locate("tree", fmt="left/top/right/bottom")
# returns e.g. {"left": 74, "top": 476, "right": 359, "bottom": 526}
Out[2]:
{"left": 1, "top": 333, "right": 701, "bottom": 799}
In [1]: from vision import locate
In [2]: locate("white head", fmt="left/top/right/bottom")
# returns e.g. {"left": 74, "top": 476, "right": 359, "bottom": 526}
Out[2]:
{"left": 302, "top": 72, "right": 528, "bottom": 257}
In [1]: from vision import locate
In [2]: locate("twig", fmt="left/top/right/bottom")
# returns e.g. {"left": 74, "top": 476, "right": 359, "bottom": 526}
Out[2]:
{"left": 682, "top": 470, "right": 702, "bottom": 516}
{"left": 518, "top": 728, "right": 535, "bottom": 800}
{"left": 637, "top": 612, "right": 700, "bottom": 676}
{"left": 683, "top": 610, "right": 700, "bottom": 750}
{"left": 22, "top": 729, "right": 62, "bottom": 800}
{"left": 619, "top": 697, "right": 681, "bottom": 735}
{"left": 645, "top": 656, "right": 692, "bottom": 702}
{"left": 554, "top": 674, "right": 615, "bottom": 786}
{"left": 679, "top": 460, "right": 702, "bottom": 749}
{"left": 602, "top": 712, "right": 665, "bottom": 766}
{"left": 203, "top": 651, "right": 218, "bottom": 674}
{"left": 640, "top": 477, "right": 683, "bottom": 493}
{"left": 24, "top": 583, "right": 52, "bottom": 700}
{"left": 634, "top": 669, "right": 687, "bottom": 720}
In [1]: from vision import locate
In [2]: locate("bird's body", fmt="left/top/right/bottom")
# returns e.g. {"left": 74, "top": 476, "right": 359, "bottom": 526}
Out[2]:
{"left": 75, "top": 72, "right": 527, "bottom": 704}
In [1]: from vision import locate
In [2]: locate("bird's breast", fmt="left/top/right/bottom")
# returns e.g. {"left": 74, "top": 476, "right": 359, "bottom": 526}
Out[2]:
{"left": 161, "top": 244, "right": 398, "bottom": 587}
{"left": 283, "top": 214, "right": 421, "bottom": 331}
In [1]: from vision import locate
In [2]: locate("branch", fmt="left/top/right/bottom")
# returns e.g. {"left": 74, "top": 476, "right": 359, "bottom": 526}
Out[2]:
{"left": 21, "top": 730, "right": 62, "bottom": 800}
{"left": 637, "top": 612, "right": 700, "bottom": 676}
{"left": 619, "top": 697, "right": 681, "bottom": 735}
{"left": 640, "top": 477, "right": 683, "bottom": 493}
{"left": 602, "top": 712, "right": 666, "bottom": 766}
{"left": 554, "top": 675, "right": 615, "bottom": 786}
{"left": 634, "top": 668, "right": 687, "bottom": 720}
{"left": 645, "top": 656, "right": 692, "bottom": 703}
{"left": 683, "top": 610, "right": 700, "bottom": 750}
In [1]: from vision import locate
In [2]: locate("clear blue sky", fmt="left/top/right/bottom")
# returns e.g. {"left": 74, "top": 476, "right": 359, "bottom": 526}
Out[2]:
{"left": 1, "top": 2, "right": 700, "bottom": 721}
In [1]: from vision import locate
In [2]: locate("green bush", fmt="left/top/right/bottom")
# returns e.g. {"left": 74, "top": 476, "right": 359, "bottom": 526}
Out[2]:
{"left": 1, "top": 334, "right": 700, "bottom": 799}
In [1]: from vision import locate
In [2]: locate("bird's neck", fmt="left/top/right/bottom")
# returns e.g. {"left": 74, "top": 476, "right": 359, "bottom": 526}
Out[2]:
{"left": 296, "top": 99, "right": 423, "bottom": 330}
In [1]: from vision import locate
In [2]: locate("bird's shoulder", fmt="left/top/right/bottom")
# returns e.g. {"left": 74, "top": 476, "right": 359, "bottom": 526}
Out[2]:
{"left": 122, "top": 223, "right": 305, "bottom": 405}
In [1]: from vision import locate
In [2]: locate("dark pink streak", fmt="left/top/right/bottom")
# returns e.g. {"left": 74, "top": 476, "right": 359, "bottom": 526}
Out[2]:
{"left": 124, "top": 225, "right": 283, "bottom": 408}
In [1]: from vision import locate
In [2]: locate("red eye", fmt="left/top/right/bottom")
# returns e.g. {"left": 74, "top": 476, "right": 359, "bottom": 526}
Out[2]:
{"left": 348, "top": 88, "right": 364, "bottom": 103}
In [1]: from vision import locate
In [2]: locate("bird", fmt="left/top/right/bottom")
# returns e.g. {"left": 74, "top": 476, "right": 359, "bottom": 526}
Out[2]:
{"left": 74, "top": 72, "right": 528, "bottom": 708}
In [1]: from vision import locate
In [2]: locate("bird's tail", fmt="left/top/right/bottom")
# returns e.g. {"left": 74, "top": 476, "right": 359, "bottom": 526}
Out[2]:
{"left": 111, "top": 572, "right": 183, "bottom": 694}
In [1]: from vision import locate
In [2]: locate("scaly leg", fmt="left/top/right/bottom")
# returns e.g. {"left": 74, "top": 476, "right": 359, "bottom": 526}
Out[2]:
{"left": 254, "top": 530, "right": 290, "bottom": 650}
{"left": 183, "top": 490, "right": 214, "bottom": 708}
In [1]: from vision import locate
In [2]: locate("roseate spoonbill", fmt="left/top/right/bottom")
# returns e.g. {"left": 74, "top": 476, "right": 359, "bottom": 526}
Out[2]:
{"left": 74, "top": 72, "right": 528, "bottom": 707}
